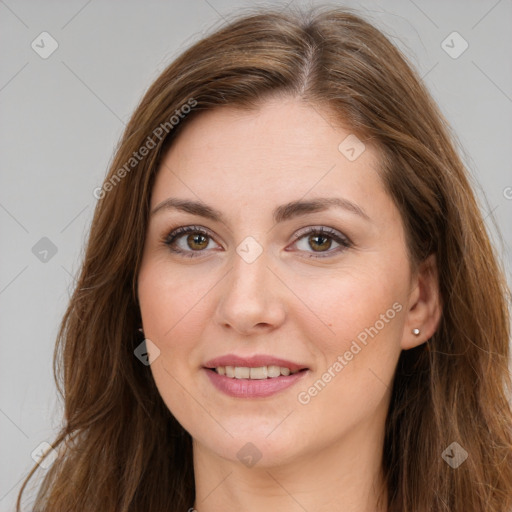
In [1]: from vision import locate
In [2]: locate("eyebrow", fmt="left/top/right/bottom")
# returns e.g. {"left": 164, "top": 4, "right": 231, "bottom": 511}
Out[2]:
{"left": 151, "top": 196, "right": 370, "bottom": 224}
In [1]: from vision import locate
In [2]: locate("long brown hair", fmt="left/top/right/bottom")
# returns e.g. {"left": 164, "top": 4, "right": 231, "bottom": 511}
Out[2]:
{"left": 17, "top": 5, "right": 512, "bottom": 511}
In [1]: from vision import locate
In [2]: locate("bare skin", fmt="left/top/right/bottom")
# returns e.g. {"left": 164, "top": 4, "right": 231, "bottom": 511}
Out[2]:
{"left": 137, "top": 96, "right": 441, "bottom": 512}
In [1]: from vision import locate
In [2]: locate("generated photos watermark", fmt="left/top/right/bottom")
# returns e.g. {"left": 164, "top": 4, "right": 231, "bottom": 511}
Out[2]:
{"left": 297, "top": 301, "right": 403, "bottom": 405}
{"left": 93, "top": 97, "right": 197, "bottom": 200}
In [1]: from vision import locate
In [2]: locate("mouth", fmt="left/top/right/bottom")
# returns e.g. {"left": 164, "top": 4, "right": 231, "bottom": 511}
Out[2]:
{"left": 202, "top": 355, "right": 309, "bottom": 398}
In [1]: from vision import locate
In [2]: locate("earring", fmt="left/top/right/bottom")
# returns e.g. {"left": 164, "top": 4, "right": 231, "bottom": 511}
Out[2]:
{"left": 412, "top": 328, "right": 421, "bottom": 336}
{"left": 138, "top": 327, "right": 144, "bottom": 334}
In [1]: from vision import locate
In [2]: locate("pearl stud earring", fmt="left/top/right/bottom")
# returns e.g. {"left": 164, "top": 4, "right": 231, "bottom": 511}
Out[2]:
{"left": 412, "top": 328, "right": 421, "bottom": 336}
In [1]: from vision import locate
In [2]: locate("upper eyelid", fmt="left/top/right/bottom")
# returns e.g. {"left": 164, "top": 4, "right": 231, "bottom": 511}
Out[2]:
{"left": 292, "top": 225, "right": 349, "bottom": 240}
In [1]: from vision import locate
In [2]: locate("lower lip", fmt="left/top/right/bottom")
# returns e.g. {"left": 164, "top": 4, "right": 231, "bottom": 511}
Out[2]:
{"left": 204, "top": 368, "right": 308, "bottom": 398}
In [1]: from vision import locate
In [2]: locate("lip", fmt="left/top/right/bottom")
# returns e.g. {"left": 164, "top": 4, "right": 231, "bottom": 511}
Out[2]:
{"left": 203, "top": 354, "right": 308, "bottom": 373}
{"left": 204, "top": 367, "right": 309, "bottom": 398}
{"left": 203, "top": 354, "right": 310, "bottom": 399}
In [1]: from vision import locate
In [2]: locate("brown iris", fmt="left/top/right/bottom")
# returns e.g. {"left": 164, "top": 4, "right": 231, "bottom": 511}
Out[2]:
{"left": 309, "top": 234, "right": 332, "bottom": 252}
{"left": 187, "top": 233, "right": 209, "bottom": 250}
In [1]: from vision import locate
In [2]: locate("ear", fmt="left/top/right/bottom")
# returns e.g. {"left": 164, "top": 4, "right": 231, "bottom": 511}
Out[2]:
{"left": 401, "top": 253, "right": 442, "bottom": 350}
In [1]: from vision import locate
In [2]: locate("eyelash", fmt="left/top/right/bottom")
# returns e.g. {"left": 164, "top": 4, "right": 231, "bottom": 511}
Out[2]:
{"left": 162, "top": 225, "right": 352, "bottom": 259}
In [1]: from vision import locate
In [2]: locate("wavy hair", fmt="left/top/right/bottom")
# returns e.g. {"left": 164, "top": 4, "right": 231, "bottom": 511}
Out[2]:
{"left": 17, "top": 5, "right": 512, "bottom": 511}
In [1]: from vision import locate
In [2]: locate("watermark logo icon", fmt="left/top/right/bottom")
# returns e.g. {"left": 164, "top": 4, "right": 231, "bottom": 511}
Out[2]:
{"left": 338, "top": 134, "right": 366, "bottom": 161}
{"left": 32, "top": 237, "right": 58, "bottom": 263}
{"left": 441, "top": 32, "right": 468, "bottom": 59}
{"left": 441, "top": 441, "right": 468, "bottom": 468}
{"left": 236, "top": 236, "right": 263, "bottom": 264}
{"left": 31, "top": 32, "right": 59, "bottom": 59}
{"left": 236, "top": 442, "right": 262, "bottom": 468}
{"left": 134, "top": 339, "right": 161, "bottom": 366}
{"left": 31, "top": 441, "right": 58, "bottom": 469}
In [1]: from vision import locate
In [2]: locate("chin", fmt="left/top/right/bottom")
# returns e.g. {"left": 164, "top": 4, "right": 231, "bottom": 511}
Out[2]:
{"left": 194, "top": 421, "right": 308, "bottom": 468}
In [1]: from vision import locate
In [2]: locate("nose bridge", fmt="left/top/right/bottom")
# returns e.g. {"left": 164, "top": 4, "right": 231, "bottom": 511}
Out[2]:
{"left": 214, "top": 242, "right": 286, "bottom": 333}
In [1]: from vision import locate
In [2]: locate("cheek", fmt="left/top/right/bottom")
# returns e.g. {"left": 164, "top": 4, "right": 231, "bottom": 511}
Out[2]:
{"left": 137, "top": 259, "right": 218, "bottom": 422}
{"left": 138, "top": 258, "right": 213, "bottom": 344}
{"left": 297, "top": 261, "right": 406, "bottom": 348}
{"left": 290, "top": 281, "right": 404, "bottom": 452}
{"left": 293, "top": 264, "right": 406, "bottom": 407}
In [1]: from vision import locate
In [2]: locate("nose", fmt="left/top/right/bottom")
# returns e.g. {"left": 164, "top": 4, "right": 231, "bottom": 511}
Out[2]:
{"left": 213, "top": 248, "right": 286, "bottom": 336}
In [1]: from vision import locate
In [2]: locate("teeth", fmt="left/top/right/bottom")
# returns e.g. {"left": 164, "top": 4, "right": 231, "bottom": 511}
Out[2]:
{"left": 234, "top": 367, "right": 250, "bottom": 379}
{"left": 214, "top": 365, "right": 300, "bottom": 379}
{"left": 267, "top": 365, "right": 281, "bottom": 378}
{"left": 250, "top": 366, "right": 267, "bottom": 379}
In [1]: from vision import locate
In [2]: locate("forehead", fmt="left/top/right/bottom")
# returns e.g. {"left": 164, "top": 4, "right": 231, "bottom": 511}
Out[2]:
{"left": 163, "top": 97, "right": 371, "bottom": 170}
{"left": 150, "top": 97, "right": 390, "bottom": 224}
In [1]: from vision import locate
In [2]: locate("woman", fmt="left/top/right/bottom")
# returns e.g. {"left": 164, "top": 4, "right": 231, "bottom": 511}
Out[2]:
{"left": 17, "top": 5, "right": 512, "bottom": 512}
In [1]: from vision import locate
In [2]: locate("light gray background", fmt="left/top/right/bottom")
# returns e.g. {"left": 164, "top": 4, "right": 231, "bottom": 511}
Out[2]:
{"left": 1, "top": 0, "right": 511, "bottom": 509}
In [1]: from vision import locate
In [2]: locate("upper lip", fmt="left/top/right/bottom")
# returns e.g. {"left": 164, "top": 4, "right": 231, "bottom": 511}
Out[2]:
{"left": 203, "top": 354, "right": 308, "bottom": 373}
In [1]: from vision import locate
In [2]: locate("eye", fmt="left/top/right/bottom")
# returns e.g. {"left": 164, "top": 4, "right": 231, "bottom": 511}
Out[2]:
{"left": 163, "top": 225, "right": 220, "bottom": 258}
{"left": 289, "top": 226, "right": 352, "bottom": 258}
{"left": 163, "top": 225, "right": 352, "bottom": 259}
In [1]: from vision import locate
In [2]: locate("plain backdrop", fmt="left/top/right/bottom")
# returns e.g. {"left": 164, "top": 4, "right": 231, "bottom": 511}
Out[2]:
{"left": 1, "top": 0, "right": 511, "bottom": 509}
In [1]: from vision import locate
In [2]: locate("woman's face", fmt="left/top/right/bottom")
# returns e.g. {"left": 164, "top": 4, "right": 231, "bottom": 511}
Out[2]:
{"left": 138, "top": 97, "right": 421, "bottom": 467}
